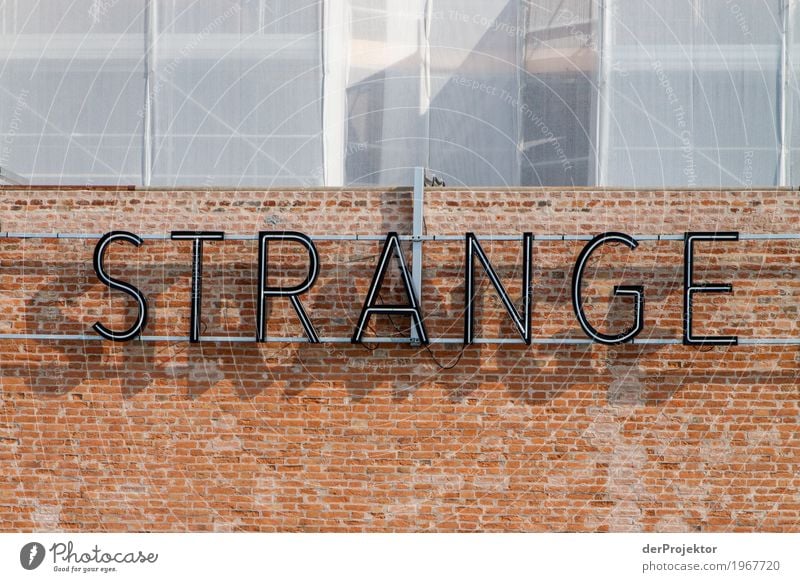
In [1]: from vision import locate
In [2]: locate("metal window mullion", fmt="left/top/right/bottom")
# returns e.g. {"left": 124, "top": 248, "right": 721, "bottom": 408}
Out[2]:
{"left": 595, "top": 0, "right": 612, "bottom": 186}
{"left": 321, "top": 0, "right": 348, "bottom": 187}
{"left": 514, "top": 0, "right": 526, "bottom": 186}
{"left": 143, "top": 0, "right": 157, "bottom": 187}
{"left": 780, "top": 0, "right": 793, "bottom": 187}
{"left": 422, "top": 0, "right": 433, "bottom": 168}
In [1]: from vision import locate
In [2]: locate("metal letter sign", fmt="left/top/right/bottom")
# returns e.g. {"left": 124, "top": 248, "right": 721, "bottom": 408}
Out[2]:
{"left": 683, "top": 232, "right": 739, "bottom": 346}
{"left": 571, "top": 232, "right": 644, "bottom": 345}
{"left": 11, "top": 226, "right": 788, "bottom": 347}
{"left": 92, "top": 231, "right": 148, "bottom": 342}
{"left": 171, "top": 231, "right": 225, "bottom": 343}
{"left": 464, "top": 232, "right": 533, "bottom": 345}
{"left": 257, "top": 232, "right": 321, "bottom": 343}
{"left": 351, "top": 232, "right": 429, "bottom": 344}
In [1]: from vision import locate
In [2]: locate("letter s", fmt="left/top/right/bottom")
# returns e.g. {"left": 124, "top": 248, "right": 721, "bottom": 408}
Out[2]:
{"left": 92, "top": 231, "right": 148, "bottom": 341}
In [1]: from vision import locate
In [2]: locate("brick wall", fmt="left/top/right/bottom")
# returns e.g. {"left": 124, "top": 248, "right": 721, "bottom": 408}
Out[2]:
{"left": 0, "top": 187, "right": 797, "bottom": 531}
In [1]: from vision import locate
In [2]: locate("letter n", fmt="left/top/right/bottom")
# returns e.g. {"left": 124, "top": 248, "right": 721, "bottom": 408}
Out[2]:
{"left": 464, "top": 233, "right": 532, "bottom": 345}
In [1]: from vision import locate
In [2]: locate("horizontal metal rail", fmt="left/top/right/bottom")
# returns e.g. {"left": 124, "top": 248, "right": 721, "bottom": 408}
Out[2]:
{"left": 2, "top": 232, "right": 800, "bottom": 242}
{"left": 0, "top": 333, "right": 797, "bottom": 345}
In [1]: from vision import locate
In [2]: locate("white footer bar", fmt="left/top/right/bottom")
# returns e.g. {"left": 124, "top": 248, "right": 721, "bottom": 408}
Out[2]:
{"left": 0, "top": 533, "right": 797, "bottom": 581}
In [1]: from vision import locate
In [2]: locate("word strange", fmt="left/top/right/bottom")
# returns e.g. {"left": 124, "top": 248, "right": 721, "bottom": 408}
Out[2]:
{"left": 91, "top": 230, "right": 740, "bottom": 347}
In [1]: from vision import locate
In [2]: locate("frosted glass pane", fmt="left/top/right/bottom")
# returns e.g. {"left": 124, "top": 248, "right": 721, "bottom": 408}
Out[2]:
{"left": 522, "top": 0, "right": 598, "bottom": 186}
{"left": 0, "top": 0, "right": 791, "bottom": 188}
{"left": 345, "top": 0, "right": 598, "bottom": 187}
{"left": 0, "top": 1, "right": 146, "bottom": 185}
{"left": 152, "top": 0, "right": 323, "bottom": 187}
{"left": 345, "top": 0, "right": 427, "bottom": 185}
{"left": 429, "top": 0, "right": 521, "bottom": 186}
{"left": 613, "top": 0, "right": 694, "bottom": 46}
{"left": 157, "top": 0, "right": 319, "bottom": 34}
{"left": 606, "top": 0, "right": 781, "bottom": 188}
